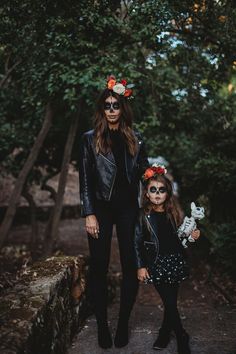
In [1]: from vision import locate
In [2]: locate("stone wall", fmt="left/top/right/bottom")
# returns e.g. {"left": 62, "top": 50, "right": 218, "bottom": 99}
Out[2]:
{"left": 0, "top": 256, "right": 91, "bottom": 354}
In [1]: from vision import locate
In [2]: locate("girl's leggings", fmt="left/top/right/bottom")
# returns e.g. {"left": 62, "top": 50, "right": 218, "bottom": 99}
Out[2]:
{"left": 154, "top": 282, "right": 184, "bottom": 335}
{"left": 87, "top": 200, "right": 139, "bottom": 326}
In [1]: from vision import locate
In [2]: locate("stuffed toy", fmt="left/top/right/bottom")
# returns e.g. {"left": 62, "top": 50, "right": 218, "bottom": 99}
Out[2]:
{"left": 177, "top": 202, "right": 205, "bottom": 248}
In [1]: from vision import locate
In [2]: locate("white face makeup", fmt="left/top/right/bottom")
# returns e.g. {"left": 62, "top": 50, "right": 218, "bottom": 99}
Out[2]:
{"left": 146, "top": 180, "right": 167, "bottom": 207}
{"left": 104, "top": 96, "right": 121, "bottom": 129}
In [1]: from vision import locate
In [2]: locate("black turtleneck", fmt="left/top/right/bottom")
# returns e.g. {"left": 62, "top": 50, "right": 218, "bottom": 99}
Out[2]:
{"left": 109, "top": 129, "right": 136, "bottom": 205}
{"left": 150, "top": 211, "right": 183, "bottom": 255}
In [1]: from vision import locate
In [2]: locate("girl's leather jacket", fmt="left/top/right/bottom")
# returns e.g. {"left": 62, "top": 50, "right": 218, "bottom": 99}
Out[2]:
{"left": 79, "top": 129, "right": 149, "bottom": 217}
{"left": 134, "top": 208, "right": 182, "bottom": 269}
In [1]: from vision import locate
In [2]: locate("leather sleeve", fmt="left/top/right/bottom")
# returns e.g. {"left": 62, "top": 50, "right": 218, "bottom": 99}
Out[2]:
{"left": 79, "top": 133, "right": 96, "bottom": 217}
{"left": 134, "top": 209, "right": 148, "bottom": 269}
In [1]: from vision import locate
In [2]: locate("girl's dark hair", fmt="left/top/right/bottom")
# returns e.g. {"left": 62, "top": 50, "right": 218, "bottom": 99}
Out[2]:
{"left": 143, "top": 174, "right": 184, "bottom": 227}
{"left": 94, "top": 89, "right": 137, "bottom": 156}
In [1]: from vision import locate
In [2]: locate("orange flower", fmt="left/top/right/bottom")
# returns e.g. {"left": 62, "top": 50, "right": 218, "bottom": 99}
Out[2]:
{"left": 144, "top": 168, "right": 155, "bottom": 180}
{"left": 107, "top": 79, "right": 116, "bottom": 89}
{"left": 124, "top": 88, "right": 132, "bottom": 97}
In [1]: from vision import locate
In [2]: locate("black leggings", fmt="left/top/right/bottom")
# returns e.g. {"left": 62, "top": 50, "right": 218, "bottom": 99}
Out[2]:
{"left": 154, "top": 283, "right": 183, "bottom": 335}
{"left": 88, "top": 200, "right": 139, "bottom": 326}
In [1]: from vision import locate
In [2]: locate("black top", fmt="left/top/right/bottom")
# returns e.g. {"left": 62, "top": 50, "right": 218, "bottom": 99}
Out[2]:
{"left": 150, "top": 211, "right": 183, "bottom": 255}
{"left": 109, "top": 129, "right": 136, "bottom": 204}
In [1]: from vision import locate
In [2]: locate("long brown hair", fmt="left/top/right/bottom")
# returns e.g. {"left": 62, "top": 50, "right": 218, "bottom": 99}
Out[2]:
{"left": 94, "top": 89, "right": 137, "bottom": 156}
{"left": 142, "top": 175, "right": 184, "bottom": 227}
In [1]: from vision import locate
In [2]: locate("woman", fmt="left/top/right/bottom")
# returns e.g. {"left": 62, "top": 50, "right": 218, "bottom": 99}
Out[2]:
{"left": 78, "top": 75, "right": 149, "bottom": 349}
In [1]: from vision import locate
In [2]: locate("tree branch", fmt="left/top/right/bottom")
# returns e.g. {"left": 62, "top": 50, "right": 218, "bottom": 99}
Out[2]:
{"left": 0, "top": 59, "right": 22, "bottom": 89}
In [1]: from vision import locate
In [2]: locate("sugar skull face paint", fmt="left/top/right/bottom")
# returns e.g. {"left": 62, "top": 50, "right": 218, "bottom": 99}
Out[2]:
{"left": 104, "top": 101, "right": 120, "bottom": 111}
{"left": 104, "top": 96, "right": 121, "bottom": 128}
{"left": 146, "top": 180, "right": 167, "bottom": 206}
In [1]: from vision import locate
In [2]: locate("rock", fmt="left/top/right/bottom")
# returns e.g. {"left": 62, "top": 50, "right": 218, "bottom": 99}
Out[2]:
{"left": 0, "top": 256, "right": 89, "bottom": 354}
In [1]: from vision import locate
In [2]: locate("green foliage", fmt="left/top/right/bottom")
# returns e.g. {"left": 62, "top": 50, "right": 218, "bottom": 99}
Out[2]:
{"left": 205, "top": 221, "right": 236, "bottom": 276}
{"left": 1, "top": 0, "right": 236, "bottom": 272}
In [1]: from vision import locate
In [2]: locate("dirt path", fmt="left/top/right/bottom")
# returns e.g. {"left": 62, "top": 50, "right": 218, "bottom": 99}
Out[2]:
{"left": 68, "top": 301, "right": 236, "bottom": 354}
{"left": 7, "top": 219, "right": 236, "bottom": 354}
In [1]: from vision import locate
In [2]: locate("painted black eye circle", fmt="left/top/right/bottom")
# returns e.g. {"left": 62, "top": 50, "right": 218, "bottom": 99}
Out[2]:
{"left": 159, "top": 187, "right": 167, "bottom": 193}
{"left": 113, "top": 102, "right": 120, "bottom": 109}
{"left": 149, "top": 186, "right": 157, "bottom": 193}
{"left": 104, "top": 103, "right": 111, "bottom": 110}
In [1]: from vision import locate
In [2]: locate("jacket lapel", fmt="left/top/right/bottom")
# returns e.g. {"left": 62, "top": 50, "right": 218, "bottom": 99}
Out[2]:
{"left": 104, "top": 150, "right": 116, "bottom": 165}
{"left": 98, "top": 151, "right": 116, "bottom": 165}
{"left": 144, "top": 214, "right": 158, "bottom": 240}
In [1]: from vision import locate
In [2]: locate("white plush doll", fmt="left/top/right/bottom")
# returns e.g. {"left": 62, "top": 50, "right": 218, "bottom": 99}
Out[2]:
{"left": 178, "top": 202, "right": 205, "bottom": 248}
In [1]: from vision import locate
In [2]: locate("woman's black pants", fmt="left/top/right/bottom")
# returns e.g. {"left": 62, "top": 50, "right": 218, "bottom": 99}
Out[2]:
{"left": 87, "top": 200, "right": 139, "bottom": 326}
{"left": 154, "top": 282, "right": 184, "bottom": 335}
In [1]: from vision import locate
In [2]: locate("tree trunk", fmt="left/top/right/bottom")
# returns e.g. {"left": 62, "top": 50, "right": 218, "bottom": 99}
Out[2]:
{"left": 22, "top": 187, "right": 38, "bottom": 260}
{"left": 0, "top": 103, "right": 53, "bottom": 249}
{"left": 42, "top": 105, "right": 80, "bottom": 257}
{"left": 41, "top": 182, "right": 57, "bottom": 256}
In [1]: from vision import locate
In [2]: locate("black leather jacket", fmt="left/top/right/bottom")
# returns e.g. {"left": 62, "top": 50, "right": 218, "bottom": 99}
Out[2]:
{"left": 134, "top": 208, "right": 183, "bottom": 269}
{"left": 79, "top": 129, "right": 149, "bottom": 217}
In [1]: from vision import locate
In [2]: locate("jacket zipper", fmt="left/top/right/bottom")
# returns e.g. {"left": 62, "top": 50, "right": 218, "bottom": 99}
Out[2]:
{"left": 145, "top": 215, "right": 159, "bottom": 263}
{"left": 99, "top": 153, "right": 117, "bottom": 200}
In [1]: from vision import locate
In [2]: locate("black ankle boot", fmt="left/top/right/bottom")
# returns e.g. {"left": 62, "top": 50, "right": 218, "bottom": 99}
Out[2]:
{"left": 97, "top": 323, "right": 113, "bottom": 349}
{"left": 176, "top": 330, "right": 191, "bottom": 354}
{"left": 114, "top": 321, "right": 129, "bottom": 348}
{"left": 153, "top": 327, "right": 171, "bottom": 350}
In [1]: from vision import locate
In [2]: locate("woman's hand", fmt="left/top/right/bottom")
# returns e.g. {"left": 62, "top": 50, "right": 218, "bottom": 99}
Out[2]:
{"left": 85, "top": 214, "right": 100, "bottom": 239}
{"left": 191, "top": 229, "right": 200, "bottom": 240}
{"left": 137, "top": 268, "right": 150, "bottom": 282}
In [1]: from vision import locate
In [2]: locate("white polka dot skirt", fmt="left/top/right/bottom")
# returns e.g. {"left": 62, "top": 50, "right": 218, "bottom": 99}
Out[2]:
{"left": 146, "top": 253, "right": 189, "bottom": 285}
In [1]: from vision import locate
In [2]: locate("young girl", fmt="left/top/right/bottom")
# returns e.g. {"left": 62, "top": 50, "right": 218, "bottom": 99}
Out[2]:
{"left": 134, "top": 165, "right": 200, "bottom": 354}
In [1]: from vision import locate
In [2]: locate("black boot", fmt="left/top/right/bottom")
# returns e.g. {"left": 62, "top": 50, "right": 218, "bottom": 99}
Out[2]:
{"left": 176, "top": 330, "right": 191, "bottom": 354}
{"left": 153, "top": 327, "right": 171, "bottom": 350}
{"left": 114, "top": 320, "right": 129, "bottom": 348}
{"left": 97, "top": 322, "right": 113, "bottom": 349}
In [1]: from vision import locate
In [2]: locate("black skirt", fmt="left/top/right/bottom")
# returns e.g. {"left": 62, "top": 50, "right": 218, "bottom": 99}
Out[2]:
{"left": 145, "top": 252, "right": 189, "bottom": 285}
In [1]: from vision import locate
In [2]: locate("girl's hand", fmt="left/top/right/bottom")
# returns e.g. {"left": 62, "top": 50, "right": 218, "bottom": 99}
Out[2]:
{"left": 85, "top": 215, "right": 99, "bottom": 239}
{"left": 191, "top": 229, "right": 200, "bottom": 240}
{"left": 137, "top": 268, "right": 150, "bottom": 282}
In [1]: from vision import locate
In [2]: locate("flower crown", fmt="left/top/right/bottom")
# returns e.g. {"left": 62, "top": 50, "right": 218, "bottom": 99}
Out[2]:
{"left": 142, "top": 164, "right": 167, "bottom": 182}
{"left": 106, "top": 75, "right": 134, "bottom": 98}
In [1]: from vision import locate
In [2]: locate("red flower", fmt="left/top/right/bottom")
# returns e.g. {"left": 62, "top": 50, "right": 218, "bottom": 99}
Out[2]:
{"left": 121, "top": 79, "right": 127, "bottom": 86}
{"left": 124, "top": 88, "right": 132, "bottom": 97}
{"left": 153, "top": 166, "right": 165, "bottom": 175}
